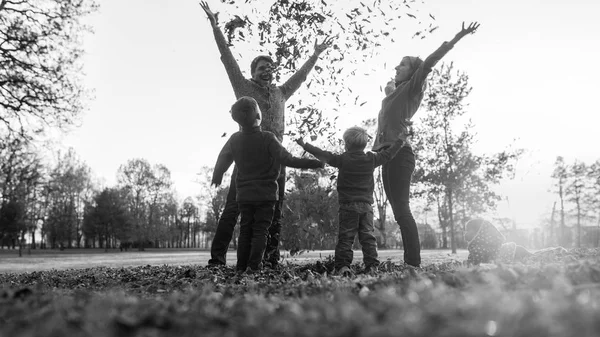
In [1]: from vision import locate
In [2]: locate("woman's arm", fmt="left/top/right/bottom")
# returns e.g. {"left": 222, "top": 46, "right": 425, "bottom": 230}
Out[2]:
{"left": 405, "top": 21, "right": 480, "bottom": 98}
{"left": 423, "top": 21, "right": 480, "bottom": 70}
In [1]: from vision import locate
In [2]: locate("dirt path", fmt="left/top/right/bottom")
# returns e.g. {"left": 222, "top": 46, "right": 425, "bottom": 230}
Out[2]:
{"left": 0, "top": 249, "right": 468, "bottom": 273}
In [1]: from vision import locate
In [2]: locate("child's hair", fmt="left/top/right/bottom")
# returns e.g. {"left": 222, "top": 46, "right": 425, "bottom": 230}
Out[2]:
{"left": 231, "top": 96, "right": 261, "bottom": 127}
{"left": 343, "top": 126, "right": 369, "bottom": 151}
{"left": 465, "top": 218, "right": 484, "bottom": 232}
{"left": 250, "top": 55, "right": 275, "bottom": 74}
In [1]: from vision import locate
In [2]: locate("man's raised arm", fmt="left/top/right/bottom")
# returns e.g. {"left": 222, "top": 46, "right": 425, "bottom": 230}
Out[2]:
{"left": 200, "top": 1, "right": 245, "bottom": 89}
{"left": 280, "top": 36, "right": 334, "bottom": 100}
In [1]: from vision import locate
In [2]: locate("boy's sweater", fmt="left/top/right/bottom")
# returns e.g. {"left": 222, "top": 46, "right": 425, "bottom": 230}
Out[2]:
{"left": 212, "top": 126, "right": 323, "bottom": 202}
{"left": 301, "top": 139, "right": 404, "bottom": 205}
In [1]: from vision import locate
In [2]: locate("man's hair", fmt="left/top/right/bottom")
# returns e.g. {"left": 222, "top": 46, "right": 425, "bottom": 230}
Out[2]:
{"left": 250, "top": 55, "right": 274, "bottom": 74}
{"left": 343, "top": 126, "right": 369, "bottom": 151}
{"left": 231, "top": 96, "right": 260, "bottom": 127}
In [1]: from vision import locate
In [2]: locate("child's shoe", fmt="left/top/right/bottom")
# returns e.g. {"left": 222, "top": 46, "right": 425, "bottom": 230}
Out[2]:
{"left": 364, "top": 264, "right": 379, "bottom": 276}
{"left": 336, "top": 266, "right": 353, "bottom": 277}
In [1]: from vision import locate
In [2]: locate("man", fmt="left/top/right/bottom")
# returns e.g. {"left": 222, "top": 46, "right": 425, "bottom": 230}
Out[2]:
{"left": 200, "top": 1, "right": 332, "bottom": 267}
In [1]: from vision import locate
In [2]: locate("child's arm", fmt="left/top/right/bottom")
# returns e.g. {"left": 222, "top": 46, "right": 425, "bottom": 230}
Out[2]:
{"left": 200, "top": 2, "right": 245, "bottom": 90}
{"left": 279, "top": 36, "right": 334, "bottom": 100}
{"left": 211, "top": 137, "right": 235, "bottom": 187}
{"left": 268, "top": 134, "right": 324, "bottom": 169}
{"left": 296, "top": 138, "right": 341, "bottom": 168}
{"left": 372, "top": 138, "right": 405, "bottom": 167}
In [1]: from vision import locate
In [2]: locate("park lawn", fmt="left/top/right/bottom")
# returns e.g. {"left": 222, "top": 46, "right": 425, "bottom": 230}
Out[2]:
{"left": 0, "top": 248, "right": 599, "bottom": 337}
{"left": 0, "top": 248, "right": 468, "bottom": 273}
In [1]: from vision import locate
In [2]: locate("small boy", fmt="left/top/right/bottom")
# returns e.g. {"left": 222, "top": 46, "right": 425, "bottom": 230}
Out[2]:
{"left": 464, "top": 218, "right": 533, "bottom": 265}
{"left": 297, "top": 126, "right": 405, "bottom": 276}
{"left": 212, "top": 96, "right": 324, "bottom": 273}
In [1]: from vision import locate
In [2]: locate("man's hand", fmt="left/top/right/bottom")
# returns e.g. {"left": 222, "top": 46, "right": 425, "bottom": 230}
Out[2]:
{"left": 296, "top": 137, "right": 306, "bottom": 148}
{"left": 200, "top": 1, "right": 217, "bottom": 25}
{"left": 456, "top": 21, "right": 480, "bottom": 39}
{"left": 314, "top": 36, "right": 334, "bottom": 55}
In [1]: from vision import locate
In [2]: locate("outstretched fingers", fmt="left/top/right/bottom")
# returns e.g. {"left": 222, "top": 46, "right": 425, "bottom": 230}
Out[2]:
{"left": 322, "top": 36, "right": 334, "bottom": 46}
{"left": 462, "top": 21, "right": 480, "bottom": 34}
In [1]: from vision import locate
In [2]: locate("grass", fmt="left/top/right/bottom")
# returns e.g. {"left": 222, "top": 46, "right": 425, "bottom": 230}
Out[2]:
{"left": 0, "top": 248, "right": 599, "bottom": 337}
{"left": 0, "top": 248, "right": 468, "bottom": 273}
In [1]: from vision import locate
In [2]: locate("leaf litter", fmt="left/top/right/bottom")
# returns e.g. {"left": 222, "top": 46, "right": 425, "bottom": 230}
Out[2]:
{"left": 0, "top": 248, "right": 599, "bottom": 336}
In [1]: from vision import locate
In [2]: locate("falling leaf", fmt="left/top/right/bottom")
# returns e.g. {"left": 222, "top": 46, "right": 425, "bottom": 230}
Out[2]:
{"left": 429, "top": 13, "right": 436, "bottom": 20}
{"left": 221, "top": 132, "right": 227, "bottom": 137}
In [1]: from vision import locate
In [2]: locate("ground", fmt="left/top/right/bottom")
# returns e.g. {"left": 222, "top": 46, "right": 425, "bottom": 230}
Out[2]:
{"left": 0, "top": 248, "right": 467, "bottom": 273}
{"left": 1, "top": 248, "right": 599, "bottom": 337}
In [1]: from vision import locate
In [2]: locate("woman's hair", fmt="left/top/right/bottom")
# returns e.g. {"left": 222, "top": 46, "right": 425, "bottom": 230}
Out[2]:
{"left": 343, "top": 126, "right": 369, "bottom": 151}
{"left": 231, "top": 96, "right": 261, "bottom": 127}
{"left": 395, "top": 56, "right": 424, "bottom": 86}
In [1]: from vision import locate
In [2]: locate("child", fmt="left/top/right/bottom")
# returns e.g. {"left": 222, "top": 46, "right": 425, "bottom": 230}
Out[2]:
{"left": 297, "top": 127, "right": 405, "bottom": 276}
{"left": 465, "top": 218, "right": 568, "bottom": 265}
{"left": 212, "top": 96, "right": 324, "bottom": 273}
{"left": 464, "top": 218, "right": 534, "bottom": 265}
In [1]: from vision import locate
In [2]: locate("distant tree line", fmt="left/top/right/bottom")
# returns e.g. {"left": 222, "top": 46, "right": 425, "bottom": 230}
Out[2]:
{"left": 0, "top": 143, "right": 217, "bottom": 254}
{"left": 547, "top": 156, "right": 600, "bottom": 248}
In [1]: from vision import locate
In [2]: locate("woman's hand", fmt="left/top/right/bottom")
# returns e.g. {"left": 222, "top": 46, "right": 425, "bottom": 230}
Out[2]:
{"left": 455, "top": 21, "right": 480, "bottom": 40}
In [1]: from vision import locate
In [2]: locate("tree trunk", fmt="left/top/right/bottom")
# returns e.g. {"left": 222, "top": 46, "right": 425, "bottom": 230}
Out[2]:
{"left": 559, "top": 184, "right": 566, "bottom": 246}
{"left": 576, "top": 199, "right": 581, "bottom": 248}
{"left": 447, "top": 187, "right": 456, "bottom": 254}
{"left": 549, "top": 201, "right": 556, "bottom": 246}
{"left": 436, "top": 196, "right": 448, "bottom": 249}
{"left": 375, "top": 205, "right": 387, "bottom": 249}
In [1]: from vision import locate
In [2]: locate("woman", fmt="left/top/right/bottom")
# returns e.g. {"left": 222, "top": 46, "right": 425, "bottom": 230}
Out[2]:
{"left": 373, "top": 22, "right": 480, "bottom": 267}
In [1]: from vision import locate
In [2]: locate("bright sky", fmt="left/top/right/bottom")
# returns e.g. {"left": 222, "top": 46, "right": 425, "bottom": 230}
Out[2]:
{"left": 60, "top": 0, "right": 600, "bottom": 228}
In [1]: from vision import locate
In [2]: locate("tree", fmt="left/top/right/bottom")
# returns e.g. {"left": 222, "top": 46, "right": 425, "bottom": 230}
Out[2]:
{"left": 551, "top": 156, "right": 569, "bottom": 246}
{"left": 565, "top": 160, "right": 588, "bottom": 248}
{"left": 146, "top": 164, "right": 173, "bottom": 248}
{"left": 282, "top": 169, "right": 338, "bottom": 251}
{"left": 212, "top": 0, "right": 437, "bottom": 140}
{"left": 0, "top": 135, "right": 46, "bottom": 254}
{"left": 0, "top": 0, "right": 98, "bottom": 139}
{"left": 180, "top": 197, "right": 199, "bottom": 248}
{"left": 117, "top": 159, "right": 173, "bottom": 250}
{"left": 411, "top": 63, "right": 522, "bottom": 253}
{"left": 588, "top": 159, "right": 600, "bottom": 246}
{"left": 44, "top": 148, "right": 93, "bottom": 248}
{"left": 0, "top": 198, "right": 25, "bottom": 249}
{"left": 83, "top": 187, "right": 130, "bottom": 251}
{"left": 196, "top": 166, "right": 230, "bottom": 244}
{"left": 360, "top": 117, "right": 391, "bottom": 248}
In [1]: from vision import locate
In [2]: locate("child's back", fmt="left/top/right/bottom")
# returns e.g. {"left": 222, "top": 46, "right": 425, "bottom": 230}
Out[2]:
{"left": 297, "top": 126, "right": 405, "bottom": 275}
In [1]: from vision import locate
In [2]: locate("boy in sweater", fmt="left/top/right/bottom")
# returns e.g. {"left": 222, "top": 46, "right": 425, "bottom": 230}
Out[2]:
{"left": 200, "top": 1, "right": 333, "bottom": 268}
{"left": 297, "top": 127, "right": 404, "bottom": 275}
{"left": 212, "top": 97, "right": 323, "bottom": 272}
